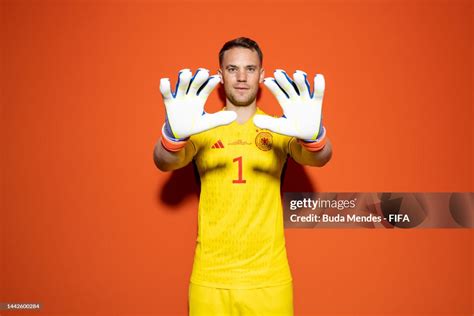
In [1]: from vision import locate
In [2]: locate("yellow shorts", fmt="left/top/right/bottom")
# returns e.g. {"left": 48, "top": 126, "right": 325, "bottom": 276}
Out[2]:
{"left": 188, "top": 282, "right": 294, "bottom": 316}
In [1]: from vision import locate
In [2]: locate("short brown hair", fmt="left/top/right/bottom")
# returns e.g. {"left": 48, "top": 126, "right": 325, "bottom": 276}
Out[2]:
{"left": 219, "top": 37, "right": 263, "bottom": 66}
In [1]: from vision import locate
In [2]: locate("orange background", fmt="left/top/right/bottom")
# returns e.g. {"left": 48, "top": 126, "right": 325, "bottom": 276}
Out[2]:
{"left": 1, "top": 0, "right": 472, "bottom": 315}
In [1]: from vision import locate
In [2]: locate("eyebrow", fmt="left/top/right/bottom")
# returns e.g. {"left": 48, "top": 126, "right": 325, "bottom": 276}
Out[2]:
{"left": 225, "top": 64, "right": 258, "bottom": 69}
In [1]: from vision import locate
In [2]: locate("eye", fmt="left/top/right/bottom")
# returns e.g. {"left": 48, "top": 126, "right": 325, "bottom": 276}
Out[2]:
{"left": 228, "top": 67, "right": 237, "bottom": 73}
{"left": 247, "top": 67, "right": 256, "bottom": 73}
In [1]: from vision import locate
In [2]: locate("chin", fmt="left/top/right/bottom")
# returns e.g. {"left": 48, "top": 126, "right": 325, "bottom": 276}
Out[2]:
{"left": 229, "top": 95, "right": 256, "bottom": 107}
{"left": 234, "top": 101, "right": 254, "bottom": 107}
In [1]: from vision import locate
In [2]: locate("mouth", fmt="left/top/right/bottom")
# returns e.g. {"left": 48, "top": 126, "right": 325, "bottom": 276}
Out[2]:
{"left": 234, "top": 86, "right": 250, "bottom": 90}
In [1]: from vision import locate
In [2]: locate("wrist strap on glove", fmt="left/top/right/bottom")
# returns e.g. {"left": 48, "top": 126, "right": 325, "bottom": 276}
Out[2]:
{"left": 161, "top": 124, "right": 188, "bottom": 152}
{"left": 298, "top": 126, "right": 327, "bottom": 152}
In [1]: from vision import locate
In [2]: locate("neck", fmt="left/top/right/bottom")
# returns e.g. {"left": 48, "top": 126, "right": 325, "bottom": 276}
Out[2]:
{"left": 225, "top": 100, "right": 257, "bottom": 124}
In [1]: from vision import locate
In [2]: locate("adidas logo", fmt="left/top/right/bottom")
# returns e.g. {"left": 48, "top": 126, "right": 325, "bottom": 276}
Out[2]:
{"left": 211, "top": 140, "right": 225, "bottom": 149}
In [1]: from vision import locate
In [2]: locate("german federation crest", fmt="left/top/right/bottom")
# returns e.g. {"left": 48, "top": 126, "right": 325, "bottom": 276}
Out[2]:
{"left": 255, "top": 131, "right": 273, "bottom": 151}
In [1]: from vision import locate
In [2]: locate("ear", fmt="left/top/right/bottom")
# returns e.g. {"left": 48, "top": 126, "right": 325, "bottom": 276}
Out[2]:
{"left": 259, "top": 68, "right": 265, "bottom": 83}
{"left": 217, "top": 68, "right": 224, "bottom": 84}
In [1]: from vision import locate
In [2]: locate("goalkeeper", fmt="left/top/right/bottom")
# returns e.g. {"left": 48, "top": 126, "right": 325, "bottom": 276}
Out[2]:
{"left": 154, "top": 37, "right": 332, "bottom": 316}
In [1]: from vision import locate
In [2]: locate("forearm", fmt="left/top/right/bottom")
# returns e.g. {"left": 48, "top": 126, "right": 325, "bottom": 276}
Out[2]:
{"left": 153, "top": 138, "right": 194, "bottom": 171}
{"left": 291, "top": 138, "right": 333, "bottom": 167}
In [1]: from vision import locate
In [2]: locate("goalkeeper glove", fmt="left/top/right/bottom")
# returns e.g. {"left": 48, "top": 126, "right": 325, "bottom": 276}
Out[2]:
{"left": 253, "top": 69, "right": 327, "bottom": 151}
{"left": 159, "top": 68, "right": 237, "bottom": 151}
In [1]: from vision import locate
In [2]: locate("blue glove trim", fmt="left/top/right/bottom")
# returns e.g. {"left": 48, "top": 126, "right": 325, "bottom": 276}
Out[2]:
{"left": 172, "top": 71, "right": 182, "bottom": 98}
{"left": 302, "top": 73, "right": 313, "bottom": 98}
{"left": 186, "top": 68, "right": 202, "bottom": 95}
{"left": 281, "top": 70, "right": 300, "bottom": 96}
{"left": 302, "top": 125, "right": 325, "bottom": 143}
{"left": 273, "top": 78, "right": 290, "bottom": 99}
{"left": 163, "top": 114, "right": 189, "bottom": 142}
{"left": 197, "top": 76, "right": 212, "bottom": 96}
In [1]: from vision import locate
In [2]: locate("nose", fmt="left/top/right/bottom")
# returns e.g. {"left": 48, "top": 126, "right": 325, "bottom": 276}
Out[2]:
{"left": 236, "top": 70, "right": 247, "bottom": 82}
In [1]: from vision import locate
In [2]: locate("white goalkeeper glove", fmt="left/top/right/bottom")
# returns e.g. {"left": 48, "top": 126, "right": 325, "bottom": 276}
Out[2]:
{"left": 253, "top": 69, "right": 325, "bottom": 142}
{"left": 160, "top": 68, "right": 237, "bottom": 142}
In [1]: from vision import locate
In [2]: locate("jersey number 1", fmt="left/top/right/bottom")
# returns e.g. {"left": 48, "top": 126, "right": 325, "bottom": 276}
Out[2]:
{"left": 232, "top": 156, "right": 246, "bottom": 184}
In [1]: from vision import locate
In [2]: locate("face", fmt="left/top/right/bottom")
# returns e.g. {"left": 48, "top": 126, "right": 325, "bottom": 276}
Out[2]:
{"left": 218, "top": 47, "right": 264, "bottom": 107}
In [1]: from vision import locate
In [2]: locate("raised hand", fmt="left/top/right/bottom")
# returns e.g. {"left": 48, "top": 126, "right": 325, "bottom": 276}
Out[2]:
{"left": 253, "top": 69, "right": 325, "bottom": 141}
{"left": 160, "top": 68, "right": 237, "bottom": 140}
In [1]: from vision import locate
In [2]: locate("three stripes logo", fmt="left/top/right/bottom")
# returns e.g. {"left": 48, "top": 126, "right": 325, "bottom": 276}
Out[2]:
{"left": 211, "top": 140, "right": 225, "bottom": 149}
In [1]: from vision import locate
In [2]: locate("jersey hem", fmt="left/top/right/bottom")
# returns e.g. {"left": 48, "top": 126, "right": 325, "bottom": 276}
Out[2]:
{"left": 189, "top": 278, "right": 293, "bottom": 290}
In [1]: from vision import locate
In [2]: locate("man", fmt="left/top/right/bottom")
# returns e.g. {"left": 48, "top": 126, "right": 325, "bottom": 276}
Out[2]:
{"left": 154, "top": 37, "right": 332, "bottom": 315}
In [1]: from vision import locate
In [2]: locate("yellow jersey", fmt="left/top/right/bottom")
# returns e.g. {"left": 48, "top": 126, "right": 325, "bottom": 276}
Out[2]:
{"left": 188, "top": 108, "right": 294, "bottom": 289}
